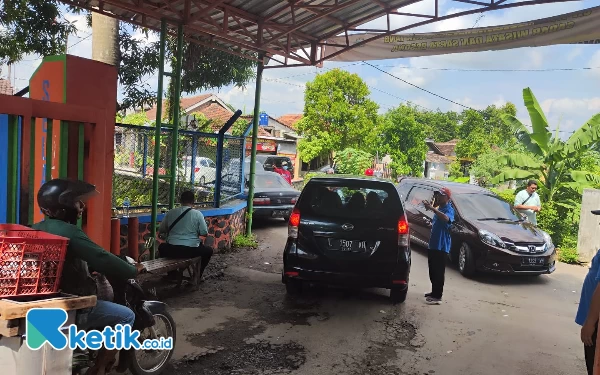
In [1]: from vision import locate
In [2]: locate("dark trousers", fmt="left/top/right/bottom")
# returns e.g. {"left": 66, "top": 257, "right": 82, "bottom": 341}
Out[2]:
{"left": 585, "top": 328, "right": 597, "bottom": 375}
{"left": 158, "top": 243, "right": 213, "bottom": 278}
{"left": 428, "top": 249, "right": 447, "bottom": 299}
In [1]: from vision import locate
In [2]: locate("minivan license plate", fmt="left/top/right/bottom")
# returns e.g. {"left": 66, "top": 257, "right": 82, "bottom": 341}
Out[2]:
{"left": 522, "top": 257, "right": 545, "bottom": 266}
{"left": 329, "top": 239, "right": 367, "bottom": 252}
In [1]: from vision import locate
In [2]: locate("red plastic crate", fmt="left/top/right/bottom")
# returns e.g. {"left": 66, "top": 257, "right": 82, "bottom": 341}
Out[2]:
{"left": 0, "top": 224, "right": 69, "bottom": 298}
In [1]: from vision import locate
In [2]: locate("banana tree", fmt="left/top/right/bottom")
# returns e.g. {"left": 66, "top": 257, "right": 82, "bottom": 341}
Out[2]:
{"left": 491, "top": 88, "right": 600, "bottom": 203}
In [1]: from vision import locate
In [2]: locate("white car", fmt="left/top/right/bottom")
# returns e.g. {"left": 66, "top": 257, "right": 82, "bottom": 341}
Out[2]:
{"left": 179, "top": 156, "right": 216, "bottom": 185}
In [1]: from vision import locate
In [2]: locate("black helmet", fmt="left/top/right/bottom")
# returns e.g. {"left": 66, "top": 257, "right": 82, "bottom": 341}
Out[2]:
{"left": 38, "top": 179, "right": 98, "bottom": 221}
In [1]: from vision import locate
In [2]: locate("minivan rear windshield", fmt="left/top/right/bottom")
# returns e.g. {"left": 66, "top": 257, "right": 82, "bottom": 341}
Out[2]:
{"left": 299, "top": 180, "right": 402, "bottom": 219}
{"left": 452, "top": 193, "right": 522, "bottom": 221}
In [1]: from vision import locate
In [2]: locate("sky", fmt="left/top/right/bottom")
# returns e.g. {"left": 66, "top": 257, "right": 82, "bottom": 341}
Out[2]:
{"left": 2, "top": 0, "right": 600, "bottom": 140}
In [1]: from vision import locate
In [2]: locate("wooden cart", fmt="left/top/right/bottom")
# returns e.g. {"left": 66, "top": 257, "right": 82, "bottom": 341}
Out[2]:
{"left": 0, "top": 294, "right": 96, "bottom": 375}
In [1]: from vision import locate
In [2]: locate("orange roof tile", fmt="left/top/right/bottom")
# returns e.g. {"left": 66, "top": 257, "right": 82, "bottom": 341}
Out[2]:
{"left": 434, "top": 139, "right": 459, "bottom": 156}
{"left": 145, "top": 93, "right": 213, "bottom": 121}
{"left": 277, "top": 114, "right": 303, "bottom": 131}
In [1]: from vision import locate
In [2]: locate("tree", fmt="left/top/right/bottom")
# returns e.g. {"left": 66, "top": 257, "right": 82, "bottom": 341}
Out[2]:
{"left": 377, "top": 105, "right": 428, "bottom": 176}
{"left": 469, "top": 148, "right": 507, "bottom": 186}
{"left": 116, "top": 111, "right": 151, "bottom": 126}
{"left": 455, "top": 128, "right": 491, "bottom": 160}
{"left": 1, "top": 2, "right": 256, "bottom": 112}
{"left": 0, "top": 1, "right": 74, "bottom": 65}
{"left": 297, "top": 69, "right": 379, "bottom": 163}
{"left": 420, "top": 109, "right": 460, "bottom": 142}
{"left": 491, "top": 87, "right": 600, "bottom": 203}
{"left": 334, "top": 148, "right": 373, "bottom": 175}
{"left": 457, "top": 104, "right": 517, "bottom": 149}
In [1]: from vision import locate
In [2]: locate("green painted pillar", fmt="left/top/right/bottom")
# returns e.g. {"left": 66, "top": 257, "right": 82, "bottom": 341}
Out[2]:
{"left": 150, "top": 18, "right": 168, "bottom": 260}
{"left": 246, "top": 55, "right": 264, "bottom": 236}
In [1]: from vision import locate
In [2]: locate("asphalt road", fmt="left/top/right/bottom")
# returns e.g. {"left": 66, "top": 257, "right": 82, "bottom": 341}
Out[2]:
{"left": 162, "top": 219, "right": 590, "bottom": 375}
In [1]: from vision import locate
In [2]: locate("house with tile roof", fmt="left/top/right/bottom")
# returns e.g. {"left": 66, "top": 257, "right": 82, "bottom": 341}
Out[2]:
{"left": 277, "top": 114, "right": 303, "bottom": 131}
{"left": 424, "top": 139, "right": 459, "bottom": 180}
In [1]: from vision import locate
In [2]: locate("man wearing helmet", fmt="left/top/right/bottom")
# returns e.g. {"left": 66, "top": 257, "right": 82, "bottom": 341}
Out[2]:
{"left": 32, "top": 178, "right": 145, "bottom": 375}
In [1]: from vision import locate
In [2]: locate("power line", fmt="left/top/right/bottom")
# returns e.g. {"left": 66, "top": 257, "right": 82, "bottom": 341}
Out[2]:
{"left": 362, "top": 61, "right": 473, "bottom": 110}
{"left": 369, "top": 86, "right": 432, "bottom": 111}
{"left": 66, "top": 33, "right": 92, "bottom": 51}
{"left": 372, "top": 65, "right": 600, "bottom": 72}
{"left": 472, "top": 13, "right": 485, "bottom": 29}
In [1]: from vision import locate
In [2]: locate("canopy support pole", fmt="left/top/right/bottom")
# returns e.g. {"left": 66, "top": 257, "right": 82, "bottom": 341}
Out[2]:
{"left": 150, "top": 18, "right": 168, "bottom": 260}
{"left": 168, "top": 24, "right": 184, "bottom": 209}
{"left": 245, "top": 54, "right": 264, "bottom": 236}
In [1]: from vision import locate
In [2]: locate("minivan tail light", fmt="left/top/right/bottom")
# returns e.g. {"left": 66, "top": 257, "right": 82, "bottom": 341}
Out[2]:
{"left": 253, "top": 197, "right": 270, "bottom": 205}
{"left": 288, "top": 208, "right": 301, "bottom": 238}
{"left": 398, "top": 216, "right": 409, "bottom": 247}
{"left": 290, "top": 197, "right": 297, "bottom": 204}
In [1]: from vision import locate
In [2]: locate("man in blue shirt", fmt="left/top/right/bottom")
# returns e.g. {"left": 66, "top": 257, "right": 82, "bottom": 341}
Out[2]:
{"left": 423, "top": 187, "right": 455, "bottom": 305}
{"left": 576, "top": 214, "right": 600, "bottom": 375}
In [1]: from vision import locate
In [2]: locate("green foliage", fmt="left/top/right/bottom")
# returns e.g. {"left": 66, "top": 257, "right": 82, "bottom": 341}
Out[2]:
{"left": 298, "top": 69, "right": 379, "bottom": 162}
{"left": 493, "top": 88, "right": 600, "bottom": 203}
{"left": 117, "top": 111, "right": 152, "bottom": 126}
{"left": 186, "top": 112, "right": 213, "bottom": 132}
{"left": 377, "top": 105, "right": 428, "bottom": 176}
{"left": 557, "top": 236, "right": 579, "bottom": 264}
{"left": 0, "top": 0, "right": 75, "bottom": 65}
{"left": 455, "top": 128, "right": 491, "bottom": 160}
{"left": 420, "top": 110, "right": 460, "bottom": 142}
{"left": 232, "top": 234, "right": 258, "bottom": 249}
{"left": 231, "top": 119, "right": 251, "bottom": 136}
{"left": 179, "top": 43, "right": 256, "bottom": 96}
{"left": 490, "top": 188, "right": 516, "bottom": 205}
{"left": 470, "top": 150, "right": 507, "bottom": 187}
{"left": 448, "top": 160, "right": 464, "bottom": 179}
{"left": 303, "top": 172, "right": 326, "bottom": 188}
{"left": 334, "top": 148, "right": 373, "bottom": 175}
{"left": 2, "top": 3, "right": 255, "bottom": 112}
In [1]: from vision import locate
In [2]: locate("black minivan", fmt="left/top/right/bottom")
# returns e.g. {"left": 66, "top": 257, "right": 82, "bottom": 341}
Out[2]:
{"left": 282, "top": 176, "right": 411, "bottom": 303}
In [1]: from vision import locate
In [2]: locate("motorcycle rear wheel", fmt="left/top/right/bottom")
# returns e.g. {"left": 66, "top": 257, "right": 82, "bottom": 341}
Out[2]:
{"left": 128, "top": 304, "right": 176, "bottom": 375}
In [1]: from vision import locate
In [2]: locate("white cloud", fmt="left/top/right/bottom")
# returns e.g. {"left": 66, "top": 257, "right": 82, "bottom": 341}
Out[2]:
{"left": 542, "top": 97, "right": 600, "bottom": 114}
{"left": 567, "top": 47, "right": 584, "bottom": 62}
{"left": 491, "top": 96, "right": 507, "bottom": 107}
{"left": 589, "top": 51, "right": 600, "bottom": 79}
{"left": 388, "top": 64, "right": 436, "bottom": 87}
{"left": 539, "top": 97, "right": 600, "bottom": 134}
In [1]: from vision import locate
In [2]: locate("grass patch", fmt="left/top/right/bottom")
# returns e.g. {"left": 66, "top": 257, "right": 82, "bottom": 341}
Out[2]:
{"left": 232, "top": 234, "right": 258, "bottom": 249}
{"left": 558, "top": 246, "right": 579, "bottom": 264}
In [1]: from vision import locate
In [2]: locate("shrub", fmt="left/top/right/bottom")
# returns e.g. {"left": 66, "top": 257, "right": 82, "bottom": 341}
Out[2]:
{"left": 232, "top": 234, "right": 258, "bottom": 249}
{"left": 303, "top": 172, "right": 326, "bottom": 188}
{"left": 334, "top": 148, "right": 373, "bottom": 175}
{"left": 491, "top": 188, "right": 515, "bottom": 204}
{"left": 557, "top": 235, "right": 579, "bottom": 264}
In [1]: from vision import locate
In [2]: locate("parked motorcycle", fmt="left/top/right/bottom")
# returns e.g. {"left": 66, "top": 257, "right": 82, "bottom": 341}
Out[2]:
{"left": 72, "top": 256, "right": 176, "bottom": 375}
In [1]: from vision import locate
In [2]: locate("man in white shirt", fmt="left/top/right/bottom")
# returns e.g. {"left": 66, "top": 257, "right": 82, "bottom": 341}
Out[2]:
{"left": 514, "top": 180, "right": 541, "bottom": 225}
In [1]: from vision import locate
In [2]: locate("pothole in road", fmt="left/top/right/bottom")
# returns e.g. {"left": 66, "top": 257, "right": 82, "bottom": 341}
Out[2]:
{"left": 173, "top": 318, "right": 307, "bottom": 374}
{"left": 352, "top": 317, "right": 425, "bottom": 375}
{"left": 173, "top": 339, "right": 306, "bottom": 375}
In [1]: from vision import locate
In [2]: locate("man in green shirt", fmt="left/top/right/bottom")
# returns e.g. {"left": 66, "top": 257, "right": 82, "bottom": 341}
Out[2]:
{"left": 158, "top": 190, "right": 213, "bottom": 279}
{"left": 514, "top": 180, "right": 542, "bottom": 225}
{"left": 33, "top": 179, "right": 145, "bottom": 375}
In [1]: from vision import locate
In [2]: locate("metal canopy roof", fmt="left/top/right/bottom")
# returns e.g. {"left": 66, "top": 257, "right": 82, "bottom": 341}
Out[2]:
{"left": 61, "top": 0, "right": 580, "bottom": 67}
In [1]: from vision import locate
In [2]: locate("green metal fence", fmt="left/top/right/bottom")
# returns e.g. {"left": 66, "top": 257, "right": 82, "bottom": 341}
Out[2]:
{"left": 112, "top": 123, "right": 246, "bottom": 215}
